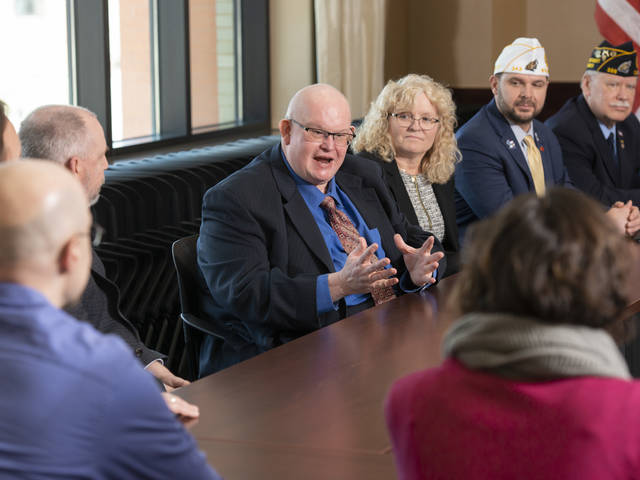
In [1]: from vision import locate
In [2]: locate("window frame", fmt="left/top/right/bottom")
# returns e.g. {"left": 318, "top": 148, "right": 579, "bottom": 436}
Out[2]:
{"left": 70, "top": 0, "right": 270, "bottom": 157}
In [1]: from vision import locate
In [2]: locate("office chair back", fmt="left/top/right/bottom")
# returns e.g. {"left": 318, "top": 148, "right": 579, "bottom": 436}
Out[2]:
{"left": 171, "top": 234, "right": 224, "bottom": 381}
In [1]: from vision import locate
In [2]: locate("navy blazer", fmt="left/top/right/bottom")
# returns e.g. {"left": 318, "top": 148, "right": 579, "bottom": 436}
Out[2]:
{"left": 454, "top": 99, "right": 570, "bottom": 241}
{"left": 546, "top": 94, "right": 640, "bottom": 206}
{"left": 197, "top": 144, "right": 444, "bottom": 373}
{"left": 355, "top": 150, "right": 459, "bottom": 276}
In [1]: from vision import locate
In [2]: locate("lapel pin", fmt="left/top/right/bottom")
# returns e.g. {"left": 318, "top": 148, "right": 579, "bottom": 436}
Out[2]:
{"left": 506, "top": 139, "right": 516, "bottom": 149}
{"left": 539, "top": 145, "right": 544, "bottom": 152}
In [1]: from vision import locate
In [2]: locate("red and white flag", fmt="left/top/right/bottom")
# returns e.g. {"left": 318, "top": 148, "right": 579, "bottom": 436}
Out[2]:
{"left": 595, "top": 0, "right": 640, "bottom": 117}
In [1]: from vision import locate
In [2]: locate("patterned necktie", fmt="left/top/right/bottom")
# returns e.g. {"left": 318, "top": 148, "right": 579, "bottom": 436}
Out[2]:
{"left": 523, "top": 135, "right": 545, "bottom": 196}
{"left": 320, "top": 195, "right": 396, "bottom": 305}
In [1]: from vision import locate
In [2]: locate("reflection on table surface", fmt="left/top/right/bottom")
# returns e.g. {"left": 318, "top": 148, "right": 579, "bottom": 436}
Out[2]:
{"left": 177, "top": 249, "right": 640, "bottom": 480}
{"left": 177, "top": 276, "right": 457, "bottom": 479}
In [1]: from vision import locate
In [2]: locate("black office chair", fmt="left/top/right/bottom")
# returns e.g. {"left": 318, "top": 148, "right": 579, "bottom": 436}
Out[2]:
{"left": 171, "top": 234, "right": 225, "bottom": 381}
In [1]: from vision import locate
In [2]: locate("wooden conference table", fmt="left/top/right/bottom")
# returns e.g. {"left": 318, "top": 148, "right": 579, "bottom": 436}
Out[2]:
{"left": 177, "top": 275, "right": 458, "bottom": 479}
{"left": 178, "top": 257, "right": 640, "bottom": 480}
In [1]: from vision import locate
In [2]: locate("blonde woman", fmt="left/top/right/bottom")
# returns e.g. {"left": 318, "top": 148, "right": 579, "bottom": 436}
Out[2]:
{"left": 352, "top": 74, "right": 461, "bottom": 276}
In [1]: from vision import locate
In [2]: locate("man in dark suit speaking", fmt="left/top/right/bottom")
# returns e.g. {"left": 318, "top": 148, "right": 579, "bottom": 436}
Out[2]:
{"left": 197, "top": 84, "right": 445, "bottom": 375}
{"left": 547, "top": 41, "right": 640, "bottom": 207}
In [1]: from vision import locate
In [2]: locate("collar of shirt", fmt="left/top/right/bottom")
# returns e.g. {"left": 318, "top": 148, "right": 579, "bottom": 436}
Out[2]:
{"left": 510, "top": 124, "right": 534, "bottom": 158}
{"left": 598, "top": 121, "right": 616, "bottom": 142}
{"left": 281, "top": 149, "right": 341, "bottom": 208}
{"left": 598, "top": 121, "right": 617, "bottom": 157}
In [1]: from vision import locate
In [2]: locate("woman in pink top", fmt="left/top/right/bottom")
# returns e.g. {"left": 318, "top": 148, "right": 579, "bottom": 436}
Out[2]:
{"left": 385, "top": 187, "right": 640, "bottom": 480}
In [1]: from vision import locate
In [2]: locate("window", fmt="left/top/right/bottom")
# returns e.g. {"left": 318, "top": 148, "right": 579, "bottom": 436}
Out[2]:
{"left": 0, "top": 0, "right": 269, "bottom": 153}
{"left": 108, "top": 0, "right": 154, "bottom": 142}
{"left": 189, "top": 0, "right": 242, "bottom": 133}
{"left": 0, "top": 1, "right": 69, "bottom": 125}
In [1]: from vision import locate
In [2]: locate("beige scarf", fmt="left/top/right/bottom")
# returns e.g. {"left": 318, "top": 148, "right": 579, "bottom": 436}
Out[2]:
{"left": 443, "top": 312, "right": 630, "bottom": 380}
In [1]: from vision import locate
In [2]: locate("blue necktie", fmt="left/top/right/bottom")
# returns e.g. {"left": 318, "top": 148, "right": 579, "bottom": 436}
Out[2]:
{"left": 607, "top": 133, "right": 618, "bottom": 166}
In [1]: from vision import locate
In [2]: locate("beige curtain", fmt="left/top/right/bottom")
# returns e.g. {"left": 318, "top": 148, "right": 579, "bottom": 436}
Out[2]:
{"left": 314, "top": 0, "right": 386, "bottom": 119}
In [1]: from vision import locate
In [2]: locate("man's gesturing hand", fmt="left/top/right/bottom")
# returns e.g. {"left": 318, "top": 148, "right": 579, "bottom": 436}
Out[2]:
{"left": 328, "top": 237, "right": 398, "bottom": 302}
{"left": 394, "top": 234, "right": 444, "bottom": 287}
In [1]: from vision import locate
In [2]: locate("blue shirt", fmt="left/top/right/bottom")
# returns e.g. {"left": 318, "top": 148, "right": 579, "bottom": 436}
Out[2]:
{"left": 599, "top": 122, "right": 618, "bottom": 158}
{"left": 0, "top": 283, "right": 220, "bottom": 480}
{"left": 282, "top": 153, "right": 429, "bottom": 314}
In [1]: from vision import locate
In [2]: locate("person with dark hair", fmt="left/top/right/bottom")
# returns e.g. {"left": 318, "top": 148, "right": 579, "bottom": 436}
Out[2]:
{"left": 454, "top": 37, "right": 640, "bottom": 242}
{"left": 547, "top": 40, "right": 640, "bottom": 206}
{"left": 353, "top": 74, "right": 461, "bottom": 276}
{"left": 0, "top": 100, "right": 20, "bottom": 162}
{"left": 385, "top": 187, "right": 640, "bottom": 479}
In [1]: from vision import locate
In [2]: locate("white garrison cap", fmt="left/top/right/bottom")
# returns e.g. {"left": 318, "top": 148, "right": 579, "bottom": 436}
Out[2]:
{"left": 494, "top": 37, "right": 549, "bottom": 77}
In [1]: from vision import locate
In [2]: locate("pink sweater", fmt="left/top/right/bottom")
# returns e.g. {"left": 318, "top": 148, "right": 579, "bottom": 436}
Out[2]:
{"left": 385, "top": 358, "right": 640, "bottom": 480}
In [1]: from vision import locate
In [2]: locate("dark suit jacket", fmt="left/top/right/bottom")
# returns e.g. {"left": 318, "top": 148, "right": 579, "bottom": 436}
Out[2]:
{"left": 65, "top": 251, "right": 163, "bottom": 366}
{"left": 355, "top": 150, "right": 459, "bottom": 276}
{"left": 197, "top": 144, "right": 445, "bottom": 374}
{"left": 454, "top": 99, "right": 571, "bottom": 242}
{"left": 546, "top": 94, "right": 640, "bottom": 206}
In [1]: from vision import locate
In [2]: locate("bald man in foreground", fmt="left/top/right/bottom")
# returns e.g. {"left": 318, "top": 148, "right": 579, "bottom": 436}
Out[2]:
{"left": 197, "top": 84, "right": 445, "bottom": 375}
{"left": 0, "top": 160, "right": 221, "bottom": 478}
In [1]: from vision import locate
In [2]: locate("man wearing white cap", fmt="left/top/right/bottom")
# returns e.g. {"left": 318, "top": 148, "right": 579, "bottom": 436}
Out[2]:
{"left": 454, "top": 37, "right": 639, "bottom": 241}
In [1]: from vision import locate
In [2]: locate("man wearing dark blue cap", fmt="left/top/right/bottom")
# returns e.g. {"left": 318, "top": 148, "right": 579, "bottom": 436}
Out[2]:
{"left": 547, "top": 41, "right": 640, "bottom": 206}
{"left": 454, "top": 37, "right": 640, "bottom": 243}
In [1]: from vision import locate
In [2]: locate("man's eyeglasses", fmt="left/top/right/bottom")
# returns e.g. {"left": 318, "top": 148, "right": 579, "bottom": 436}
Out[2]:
{"left": 289, "top": 118, "right": 355, "bottom": 147}
{"left": 91, "top": 224, "right": 105, "bottom": 247}
{"left": 388, "top": 112, "right": 440, "bottom": 131}
{"left": 73, "top": 224, "right": 104, "bottom": 247}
